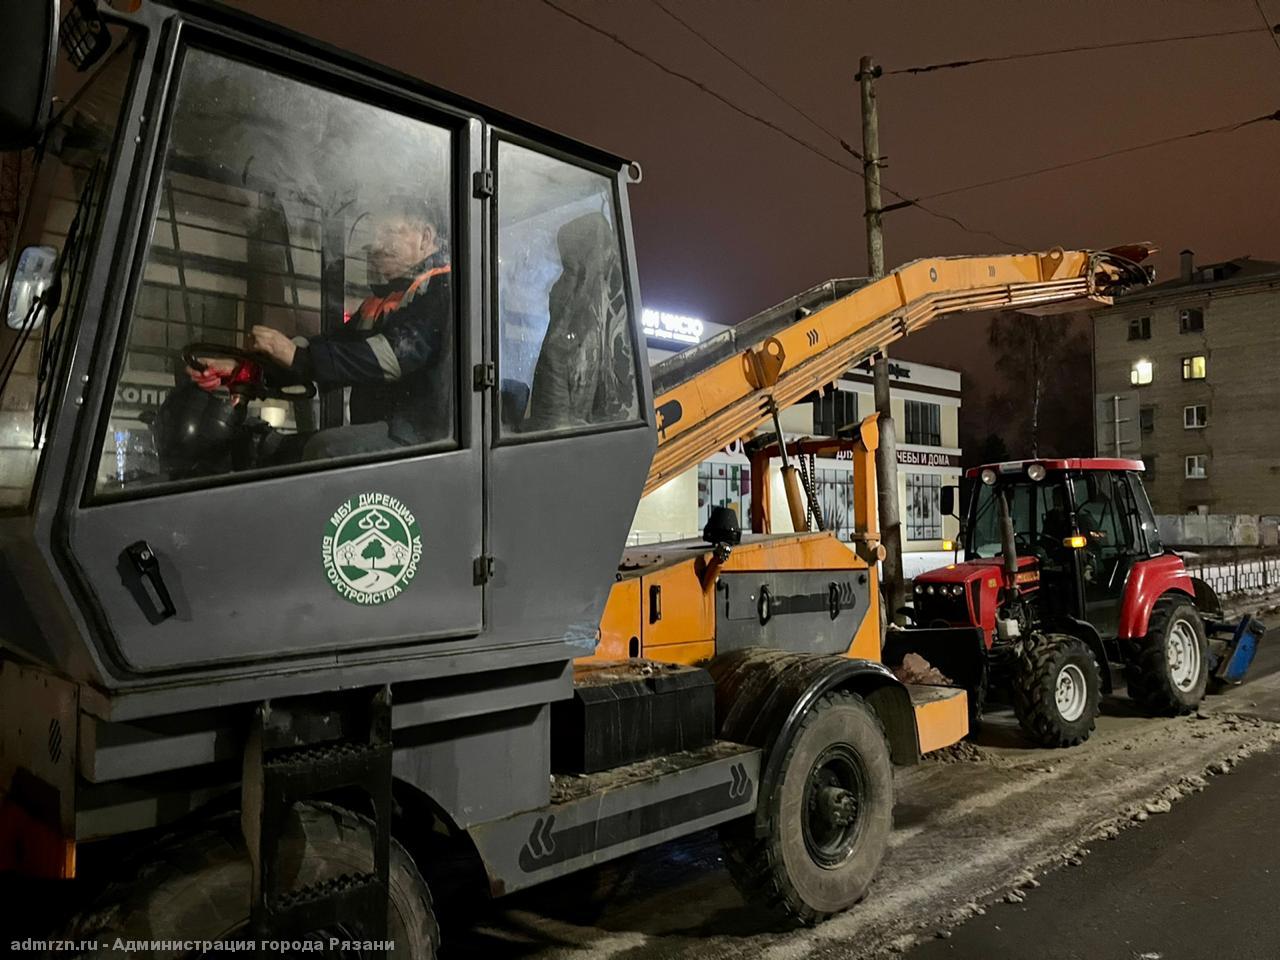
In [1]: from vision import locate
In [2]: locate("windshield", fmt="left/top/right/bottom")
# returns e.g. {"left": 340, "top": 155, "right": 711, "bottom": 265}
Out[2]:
{"left": 966, "top": 478, "right": 1073, "bottom": 558}
{"left": 0, "top": 33, "right": 135, "bottom": 511}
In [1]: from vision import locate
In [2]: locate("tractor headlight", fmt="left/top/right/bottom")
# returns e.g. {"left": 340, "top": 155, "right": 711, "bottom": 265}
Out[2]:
{"left": 951, "top": 584, "right": 964, "bottom": 597}
{"left": 915, "top": 583, "right": 924, "bottom": 594}
{"left": 926, "top": 585, "right": 935, "bottom": 595}
{"left": 1027, "top": 462, "right": 1047, "bottom": 482}
{"left": 980, "top": 468, "right": 997, "bottom": 486}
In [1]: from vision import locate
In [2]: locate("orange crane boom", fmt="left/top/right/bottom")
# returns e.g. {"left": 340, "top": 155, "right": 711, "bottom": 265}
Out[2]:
{"left": 644, "top": 246, "right": 1149, "bottom": 497}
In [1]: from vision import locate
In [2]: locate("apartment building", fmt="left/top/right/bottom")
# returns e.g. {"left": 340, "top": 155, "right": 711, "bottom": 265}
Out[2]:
{"left": 1092, "top": 250, "right": 1280, "bottom": 514}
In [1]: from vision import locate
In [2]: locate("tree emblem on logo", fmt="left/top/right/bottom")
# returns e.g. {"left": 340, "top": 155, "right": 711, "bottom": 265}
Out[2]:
{"left": 322, "top": 494, "right": 423, "bottom": 605}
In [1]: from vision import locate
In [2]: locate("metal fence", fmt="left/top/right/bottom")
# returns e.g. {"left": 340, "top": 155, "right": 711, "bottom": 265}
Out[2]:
{"left": 1180, "top": 550, "right": 1280, "bottom": 597}
{"left": 1158, "top": 514, "right": 1280, "bottom": 547}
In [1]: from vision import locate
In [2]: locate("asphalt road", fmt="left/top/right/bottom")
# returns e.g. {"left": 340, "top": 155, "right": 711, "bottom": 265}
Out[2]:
{"left": 907, "top": 744, "right": 1280, "bottom": 960}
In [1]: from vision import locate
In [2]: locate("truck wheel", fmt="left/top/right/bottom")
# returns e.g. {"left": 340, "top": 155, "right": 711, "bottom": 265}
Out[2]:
{"left": 1011, "top": 634, "right": 1102, "bottom": 748}
{"left": 720, "top": 690, "right": 893, "bottom": 926}
{"left": 68, "top": 802, "right": 438, "bottom": 958}
{"left": 1126, "top": 595, "right": 1209, "bottom": 715}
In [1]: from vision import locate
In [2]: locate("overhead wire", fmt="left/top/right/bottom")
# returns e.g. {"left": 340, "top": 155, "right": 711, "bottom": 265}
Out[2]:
{"left": 647, "top": 0, "right": 862, "bottom": 160}
{"left": 1251, "top": 0, "right": 1280, "bottom": 59}
{"left": 539, "top": 0, "right": 1027, "bottom": 248}
{"left": 885, "top": 26, "right": 1274, "bottom": 76}
{"left": 905, "top": 111, "right": 1280, "bottom": 204}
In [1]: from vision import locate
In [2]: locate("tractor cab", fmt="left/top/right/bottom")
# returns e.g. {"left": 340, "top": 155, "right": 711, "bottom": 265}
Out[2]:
{"left": 917, "top": 458, "right": 1165, "bottom": 643}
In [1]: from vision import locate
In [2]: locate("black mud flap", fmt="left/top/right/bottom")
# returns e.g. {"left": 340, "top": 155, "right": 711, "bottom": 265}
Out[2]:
{"left": 882, "top": 626, "right": 988, "bottom": 720}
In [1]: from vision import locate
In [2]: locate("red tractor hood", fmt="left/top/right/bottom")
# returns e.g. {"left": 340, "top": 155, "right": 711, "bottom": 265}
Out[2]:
{"left": 914, "top": 555, "right": 1037, "bottom": 586}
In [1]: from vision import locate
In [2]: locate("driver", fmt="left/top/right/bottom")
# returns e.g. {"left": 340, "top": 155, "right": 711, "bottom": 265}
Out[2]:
{"left": 187, "top": 195, "right": 452, "bottom": 460}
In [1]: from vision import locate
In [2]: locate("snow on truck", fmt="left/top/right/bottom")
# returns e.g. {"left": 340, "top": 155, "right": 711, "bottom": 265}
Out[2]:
{"left": 0, "top": 1, "right": 1258, "bottom": 955}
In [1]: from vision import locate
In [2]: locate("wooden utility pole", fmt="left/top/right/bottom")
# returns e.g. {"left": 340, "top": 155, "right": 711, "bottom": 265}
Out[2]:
{"left": 858, "top": 55, "right": 905, "bottom": 624}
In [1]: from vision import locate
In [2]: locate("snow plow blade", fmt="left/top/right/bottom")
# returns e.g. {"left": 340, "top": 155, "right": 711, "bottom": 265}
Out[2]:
{"left": 1207, "top": 614, "right": 1266, "bottom": 685}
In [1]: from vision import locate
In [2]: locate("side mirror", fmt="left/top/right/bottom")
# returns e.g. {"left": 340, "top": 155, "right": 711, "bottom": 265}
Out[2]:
{"left": 940, "top": 485, "right": 957, "bottom": 518}
{"left": 0, "top": 1, "right": 59, "bottom": 151}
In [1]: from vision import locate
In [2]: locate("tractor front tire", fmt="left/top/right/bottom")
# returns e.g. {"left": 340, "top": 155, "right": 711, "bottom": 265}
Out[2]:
{"left": 1011, "top": 634, "right": 1102, "bottom": 748}
{"left": 1126, "top": 595, "right": 1210, "bottom": 715}
{"left": 68, "top": 802, "right": 439, "bottom": 958}
{"left": 720, "top": 690, "right": 893, "bottom": 926}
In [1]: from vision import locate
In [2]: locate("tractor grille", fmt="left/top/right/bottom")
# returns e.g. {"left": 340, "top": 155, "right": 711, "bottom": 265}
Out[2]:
{"left": 912, "top": 584, "right": 970, "bottom": 626}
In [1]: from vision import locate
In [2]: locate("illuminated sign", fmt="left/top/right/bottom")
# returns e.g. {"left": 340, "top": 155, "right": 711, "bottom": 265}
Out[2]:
{"left": 642, "top": 308, "right": 704, "bottom": 345}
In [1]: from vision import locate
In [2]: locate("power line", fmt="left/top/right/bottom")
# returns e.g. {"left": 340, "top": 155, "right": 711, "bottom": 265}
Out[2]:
{"left": 538, "top": 0, "right": 1027, "bottom": 249}
{"left": 886, "top": 26, "right": 1273, "bottom": 76}
{"left": 907, "top": 110, "right": 1280, "bottom": 204}
{"left": 648, "top": 0, "right": 861, "bottom": 160}
{"left": 534, "top": 0, "right": 862, "bottom": 178}
{"left": 1251, "top": 0, "right": 1280, "bottom": 60}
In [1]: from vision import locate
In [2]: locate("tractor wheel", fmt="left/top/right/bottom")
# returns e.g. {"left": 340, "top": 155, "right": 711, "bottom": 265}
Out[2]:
{"left": 1011, "top": 634, "right": 1102, "bottom": 748}
{"left": 1126, "top": 595, "right": 1210, "bottom": 715}
{"left": 67, "top": 802, "right": 438, "bottom": 958}
{"left": 720, "top": 690, "right": 893, "bottom": 926}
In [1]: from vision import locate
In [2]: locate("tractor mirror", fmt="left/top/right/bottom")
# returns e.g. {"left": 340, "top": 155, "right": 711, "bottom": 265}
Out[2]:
{"left": 0, "top": 1, "right": 58, "bottom": 150}
{"left": 940, "top": 485, "right": 957, "bottom": 517}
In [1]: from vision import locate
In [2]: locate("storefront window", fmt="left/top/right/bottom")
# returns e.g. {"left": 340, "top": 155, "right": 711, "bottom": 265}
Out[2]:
{"left": 906, "top": 472, "right": 943, "bottom": 541}
{"left": 496, "top": 141, "right": 639, "bottom": 436}
{"left": 697, "top": 461, "right": 750, "bottom": 532}
{"left": 93, "top": 48, "right": 455, "bottom": 496}
{"left": 813, "top": 467, "right": 855, "bottom": 540}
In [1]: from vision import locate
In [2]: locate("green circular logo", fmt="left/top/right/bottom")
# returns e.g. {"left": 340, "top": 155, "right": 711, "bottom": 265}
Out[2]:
{"left": 322, "top": 493, "right": 423, "bottom": 605}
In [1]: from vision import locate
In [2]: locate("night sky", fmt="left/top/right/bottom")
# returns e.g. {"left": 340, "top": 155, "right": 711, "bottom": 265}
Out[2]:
{"left": 228, "top": 0, "right": 1279, "bottom": 374}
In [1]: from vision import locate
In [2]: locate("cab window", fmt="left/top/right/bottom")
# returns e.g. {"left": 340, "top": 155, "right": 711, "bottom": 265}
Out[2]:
{"left": 93, "top": 48, "right": 456, "bottom": 497}
{"left": 495, "top": 141, "right": 639, "bottom": 437}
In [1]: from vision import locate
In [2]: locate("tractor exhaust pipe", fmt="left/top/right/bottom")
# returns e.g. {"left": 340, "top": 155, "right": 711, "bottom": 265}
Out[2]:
{"left": 997, "top": 489, "right": 1018, "bottom": 596}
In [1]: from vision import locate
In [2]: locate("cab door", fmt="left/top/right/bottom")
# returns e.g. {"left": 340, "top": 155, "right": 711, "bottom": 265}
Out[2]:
{"left": 1072, "top": 472, "right": 1142, "bottom": 638}
{"left": 63, "top": 43, "right": 485, "bottom": 672}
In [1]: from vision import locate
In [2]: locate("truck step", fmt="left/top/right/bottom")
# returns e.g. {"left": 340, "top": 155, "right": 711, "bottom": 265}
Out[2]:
{"left": 470, "top": 741, "right": 760, "bottom": 895}
{"left": 266, "top": 871, "right": 385, "bottom": 935}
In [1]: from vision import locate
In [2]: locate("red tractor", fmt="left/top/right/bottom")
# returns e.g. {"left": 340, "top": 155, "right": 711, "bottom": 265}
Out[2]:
{"left": 903, "top": 459, "right": 1265, "bottom": 747}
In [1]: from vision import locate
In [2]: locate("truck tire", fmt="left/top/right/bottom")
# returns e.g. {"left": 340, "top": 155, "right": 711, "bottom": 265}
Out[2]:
{"left": 68, "top": 802, "right": 438, "bottom": 958}
{"left": 720, "top": 690, "right": 893, "bottom": 926}
{"left": 1126, "top": 595, "right": 1209, "bottom": 715}
{"left": 1011, "top": 634, "right": 1102, "bottom": 748}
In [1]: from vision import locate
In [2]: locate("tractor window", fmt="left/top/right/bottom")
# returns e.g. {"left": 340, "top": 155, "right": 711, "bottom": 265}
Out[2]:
{"left": 967, "top": 480, "right": 1066, "bottom": 559}
{"left": 495, "top": 141, "right": 640, "bottom": 438}
{"left": 92, "top": 48, "right": 456, "bottom": 497}
{"left": 1070, "top": 473, "right": 1136, "bottom": 561}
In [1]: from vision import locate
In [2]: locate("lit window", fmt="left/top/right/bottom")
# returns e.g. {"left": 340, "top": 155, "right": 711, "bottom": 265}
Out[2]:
{"left": 905, "top": 473, "right": 943, "bottom": 541}
{"left": 1185, "top": 455, "right": 1208, "bottom": 479}
{"left": 1128, "top": 316, "right": 1151, "bottom": 340}
{"left": 1182, "top": 355, "right": 1207, "bottom": 380}
{"left": 1130, "top": 359, "right": 1153, "bottom": 386}
{"left": 1184, "top": 404, "right": 1208, "bottom": 429}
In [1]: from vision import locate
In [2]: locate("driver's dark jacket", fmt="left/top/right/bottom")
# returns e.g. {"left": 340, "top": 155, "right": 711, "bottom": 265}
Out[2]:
{"left": 286, "top": 251, "right": 452, "bottom": 445}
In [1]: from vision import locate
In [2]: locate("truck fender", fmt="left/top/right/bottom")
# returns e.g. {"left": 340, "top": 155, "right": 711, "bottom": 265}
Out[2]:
{"left": 1044, "top": 616, "right": 1113, "bottom": 694}
{"left": 706, "top": 648, "right": 917, "bottom": 838}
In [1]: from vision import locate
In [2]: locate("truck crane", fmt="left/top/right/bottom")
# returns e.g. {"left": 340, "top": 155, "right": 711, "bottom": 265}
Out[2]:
{"left": 0, "top": 1, "right": 1176, "bottom": 955}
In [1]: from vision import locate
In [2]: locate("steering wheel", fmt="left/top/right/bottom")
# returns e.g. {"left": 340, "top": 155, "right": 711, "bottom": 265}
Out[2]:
{"left": 182, "top": 342, "right": 316, "bottom": 401}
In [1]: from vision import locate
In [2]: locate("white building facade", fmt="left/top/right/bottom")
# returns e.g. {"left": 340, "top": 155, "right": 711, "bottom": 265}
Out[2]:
{"left": 632, "top": 332, "right": 963, "bottom": 579}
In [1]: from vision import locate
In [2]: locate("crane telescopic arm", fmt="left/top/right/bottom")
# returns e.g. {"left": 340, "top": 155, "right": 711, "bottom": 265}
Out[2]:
{"left": 643, "top": 246, "right": 1150, "bottom": 497}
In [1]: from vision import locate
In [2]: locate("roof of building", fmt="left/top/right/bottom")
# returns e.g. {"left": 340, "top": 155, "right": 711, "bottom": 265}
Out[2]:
{"left": 1118, "top": 255, "right": 1280, "bottom": 301}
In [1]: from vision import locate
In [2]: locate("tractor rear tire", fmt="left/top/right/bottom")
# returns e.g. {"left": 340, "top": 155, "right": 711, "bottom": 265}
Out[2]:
{"left": 67, "top": 802, "right": 438, "bottom": 958}
{"left": 1126, "top": 595, "right": 1210, "bottom": 715}
{"left": 1011, "top": 634, "right": 1102, "bottom": 748}
{"left": 719, "top": 690, "right": 893, "bottom": 926}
